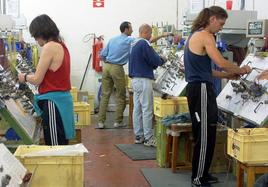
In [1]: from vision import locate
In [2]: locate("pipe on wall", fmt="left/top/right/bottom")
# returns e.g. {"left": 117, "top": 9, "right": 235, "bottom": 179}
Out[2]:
{"left": 176, "top": 0, "right": 178, "bottom": 30}
{"left": 2, "top": 0, "right": 5, "bottom": 14}
{"left": 240, "top": 0, "right": 245, "bottom": 10}
{"left": 0, "top": 0, "right": 2, "bottom": 14}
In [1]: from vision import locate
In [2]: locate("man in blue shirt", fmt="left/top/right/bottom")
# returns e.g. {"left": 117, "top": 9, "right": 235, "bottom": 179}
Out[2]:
{"left": 129, "top": 24, "right": 166, "bottom": 147}
{"left": 98, "top": 21, "right": 134, "bottom": 128}
{"left": 98, "top": 22, "right": 170, "bottom": 129}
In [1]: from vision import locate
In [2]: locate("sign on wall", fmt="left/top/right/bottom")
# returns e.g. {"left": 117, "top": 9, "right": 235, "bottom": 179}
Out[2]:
{"left": 93, "top": 0, "right": 104, "bottom": 8}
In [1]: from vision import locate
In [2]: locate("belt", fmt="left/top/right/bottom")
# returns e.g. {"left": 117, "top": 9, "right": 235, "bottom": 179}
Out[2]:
{"left": 105, "top": 61, "right": 125, "bottom": 66}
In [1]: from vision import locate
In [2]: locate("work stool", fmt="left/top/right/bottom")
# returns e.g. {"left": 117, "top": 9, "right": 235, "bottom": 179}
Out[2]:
{"left": 236, "top": 161, "right": 268, "bottom": 187}
{"left": 165, "top": 123, "right": 192, "bottom": 173}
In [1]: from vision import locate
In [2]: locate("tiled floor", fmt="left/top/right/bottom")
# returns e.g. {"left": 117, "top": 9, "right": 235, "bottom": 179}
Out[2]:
{"left": 82, "top": 122, "right": 158, "bottom": 187}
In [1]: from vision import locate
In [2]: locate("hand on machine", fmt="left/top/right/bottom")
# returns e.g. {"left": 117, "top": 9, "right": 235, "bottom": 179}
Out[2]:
{"left": 226, "top": 65, "right": 252, "bottom": 80}
{"left": 256, "top": 69, "right": 268, "bottom": 80}
{"left": 240, "top": 65, "right": 252, "bottom": 75}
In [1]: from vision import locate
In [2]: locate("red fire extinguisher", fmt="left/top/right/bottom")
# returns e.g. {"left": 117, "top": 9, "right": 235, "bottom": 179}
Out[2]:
{"left": 226, "top": 0, "right": 233, "bottom": 10}
{"left": 92, "top": 35, "right": 104, "bottom": 72}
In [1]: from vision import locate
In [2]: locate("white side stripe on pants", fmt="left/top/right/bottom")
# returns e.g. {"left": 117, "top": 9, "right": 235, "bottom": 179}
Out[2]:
{"left": 194, "top": 83, "right": 207, "bottom": 185}
{"left": 48, "top": 101, "right": 58, "bottom": 145}
{"left": 51, "top": 102, "right": 59, "bottom": 145}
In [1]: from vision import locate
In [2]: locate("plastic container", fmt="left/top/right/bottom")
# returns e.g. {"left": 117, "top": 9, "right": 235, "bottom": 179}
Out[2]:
{"left": 73, "top": 102, "right": 91, "bottom": 128}
{"left": 14, "top": 145, "right": 84, "bottom": 187}
{"left": 153, "top": 97, "right": 188, "bottom": 117}
{"left": 156, "top": 117, "right": 167, "bottom": 167}
{"left": 70, "top": 87, "right": 78, "bottom": 102}
{"left": 227, "top": 128, "right": 268, "bottom": 163}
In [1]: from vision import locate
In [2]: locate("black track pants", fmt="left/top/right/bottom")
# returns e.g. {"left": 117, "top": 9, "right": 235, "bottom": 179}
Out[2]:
{"left": 38, "top": 100, "right": 69, "bottom": 145}
{"left": 186, "top": 82, "right": 218, "bottom": 185}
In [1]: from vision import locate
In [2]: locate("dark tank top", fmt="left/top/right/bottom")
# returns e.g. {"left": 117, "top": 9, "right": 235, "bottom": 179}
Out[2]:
{"left": 184, "top": 31, "right": 213, "bottom": 83}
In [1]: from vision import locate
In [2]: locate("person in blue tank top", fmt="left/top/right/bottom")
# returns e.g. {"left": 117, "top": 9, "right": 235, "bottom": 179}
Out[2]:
{"left": 184, "top": 6, "right": 251, "bottom": 187}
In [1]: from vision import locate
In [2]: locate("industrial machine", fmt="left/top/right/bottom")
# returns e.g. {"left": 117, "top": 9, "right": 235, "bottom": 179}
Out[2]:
{"left": 150, "top": 22, "right": 187, "bottom": 96}
{"left": 0, "top": 52, "right": 40, "bottom": 150}
{"left": 247, "top": 19, "right": 268, "bottom": 55}
{"left": 0, "top": 18, "right": 40, "bottom": 151}
{"left": 154, "top": 11, "right": 258, "bottom": 97}
{"left": 183, "top": 10, "right": 257, "bottom": 36}
{"left": 154, "top": 50, "right": 187, "bottom": 96}
{"left": 183, "top": 10, "right": 257, "bottom": 57}
{"left": 217, "top": 19, "right": 268, "bottom": 126}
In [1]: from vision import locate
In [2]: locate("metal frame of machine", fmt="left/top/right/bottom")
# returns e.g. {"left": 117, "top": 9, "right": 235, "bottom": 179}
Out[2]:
{"left": 0, "top": 31, "right": 40, "bottom": 150}
{"left": 217, "top": 54, "right": 268, "bottom": 126}
{"left": 154, "top": 50, "right": 187, "bottom": 96}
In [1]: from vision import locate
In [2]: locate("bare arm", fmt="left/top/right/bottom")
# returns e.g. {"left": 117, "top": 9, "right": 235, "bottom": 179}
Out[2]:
{"left": 150, "top": 33, "right": 173, "bottom": 43}
{"left": 212, "top": 70, "right": 239, "bottom": 79}
{"left": 212, "top": 70, "right": 229, "bottom": 78}
{"left": 204, "top": 34, "right": 250, "bottom": 75}
{"left": 257, "top": 70, "right": 268, "bottom": 80}
{"left": 18, "top": 44, "right": 53, "bottom": 85}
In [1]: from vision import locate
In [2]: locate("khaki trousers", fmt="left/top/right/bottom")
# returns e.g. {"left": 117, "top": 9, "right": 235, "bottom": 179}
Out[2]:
{"left": 98, "top": 63, "right": 126, "bottom": 123}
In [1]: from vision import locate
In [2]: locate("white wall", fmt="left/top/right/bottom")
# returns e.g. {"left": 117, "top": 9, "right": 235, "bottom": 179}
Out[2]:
{"left": 205, "top": 0, "right": 267, "bottom": 14}
{"left": 20, "top": 0, "right": 268, "bottom": 93}
{"left": 253, "top": 0, "right": 268, "bottom": 19}
{"left": 20, "top": 0, "right": 188, "bottom": 93}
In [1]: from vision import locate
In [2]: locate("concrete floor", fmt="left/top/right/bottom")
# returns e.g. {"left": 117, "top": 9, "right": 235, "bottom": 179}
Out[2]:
{"left": 82, "top": 122, "right": 157, "bottom": 187}
{"left": 80, "top": 115, "right": 239, "bottom": 187}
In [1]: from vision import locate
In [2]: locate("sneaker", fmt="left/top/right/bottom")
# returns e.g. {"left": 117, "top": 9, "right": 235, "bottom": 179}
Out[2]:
{"left": 114, "top": 122, "right": 126, "bottom": 128}
{"left": 98, "top": 122, "right": 104, "bottom": 129}
{"left": 206, "top": 174, "right": 218, "bottom": 184}
{"left": 191, "top": 182, "right": 211, "bottom": 187}
{"left": 144, "top": 136, "right": 157, "bottom": 147}
{"left": 135, "top": 136, "right": 144, "bottom": 144}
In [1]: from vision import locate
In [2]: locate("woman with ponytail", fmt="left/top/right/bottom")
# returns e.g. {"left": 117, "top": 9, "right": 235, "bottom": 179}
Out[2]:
{"left": 184, "top": 6, "right": 251, "bottom": 187}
